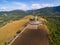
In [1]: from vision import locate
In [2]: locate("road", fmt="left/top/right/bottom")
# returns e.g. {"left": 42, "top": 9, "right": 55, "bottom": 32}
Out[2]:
{"left": 10, "top": 21, "right": 49, "bottom": 45}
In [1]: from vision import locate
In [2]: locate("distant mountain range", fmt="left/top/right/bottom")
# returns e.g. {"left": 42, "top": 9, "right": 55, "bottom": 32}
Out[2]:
{"left": 28, "top": 6, "right": 60, "bottom": 16}
{"left": 0, "top": 6, "right": 60, "bottom": 27}
{"left": 0, "top": 10, "right": 27, "bottom": 16}
{"left": 0, "top": 6, "right": 60, "bottom": 17}
{"left": 36, "top": 6, "right": 60, "bottom": 12}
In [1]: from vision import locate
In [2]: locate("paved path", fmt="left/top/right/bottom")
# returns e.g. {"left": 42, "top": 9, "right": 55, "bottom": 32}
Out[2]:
{"left": 10, "top": 21, "right": 49, "bottom": 45}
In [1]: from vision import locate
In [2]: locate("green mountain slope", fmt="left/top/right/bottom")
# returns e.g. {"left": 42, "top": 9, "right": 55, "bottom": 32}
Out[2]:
{"left": 28, "top": 6, "right": 60, "bottom": 16}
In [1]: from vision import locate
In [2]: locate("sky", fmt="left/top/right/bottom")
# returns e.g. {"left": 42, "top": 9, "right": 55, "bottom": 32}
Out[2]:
{"left": 0, "top": 0, "right": 60, "bottom": 11}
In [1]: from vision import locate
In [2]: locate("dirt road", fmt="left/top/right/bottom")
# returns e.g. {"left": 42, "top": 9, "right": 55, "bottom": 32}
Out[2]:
{"left": 11, "top": 21, "right": 49, "bottom": 45}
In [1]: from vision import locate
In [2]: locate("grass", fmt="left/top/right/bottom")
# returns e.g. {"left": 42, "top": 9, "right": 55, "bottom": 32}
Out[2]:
{"left": 0, "top": 15, "right": 34, "bottom": 45}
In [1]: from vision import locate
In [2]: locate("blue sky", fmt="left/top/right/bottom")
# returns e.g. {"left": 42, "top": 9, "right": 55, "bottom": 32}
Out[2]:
{"left": 0, "top": 0, "right": 60, "bottom": 11}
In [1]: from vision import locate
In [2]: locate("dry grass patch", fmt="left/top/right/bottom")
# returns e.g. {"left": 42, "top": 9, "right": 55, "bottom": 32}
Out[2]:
{"left": 0, "top": 18, "right": 29, "bottom": 45}
{"left": 38, "top": 17, "right": 47, "bottom": 22}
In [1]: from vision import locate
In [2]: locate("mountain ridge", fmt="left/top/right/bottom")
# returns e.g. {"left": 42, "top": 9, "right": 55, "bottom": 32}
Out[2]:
{"left": 0, "top": 6, "right": 60, "bottom": 16}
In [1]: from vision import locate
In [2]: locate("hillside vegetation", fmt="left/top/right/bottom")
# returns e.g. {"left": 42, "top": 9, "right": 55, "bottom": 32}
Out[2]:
{"left": 0, "top": 15, "right": 34, "bottom": 45}
{"left": 45, "top": 17, "right": 60, "bottom": 45}
{"left": 28, "top": 6, "right": 60, "bottom": 16}
{"left": 0, "top": 10, "right": 27, "bottom": 27}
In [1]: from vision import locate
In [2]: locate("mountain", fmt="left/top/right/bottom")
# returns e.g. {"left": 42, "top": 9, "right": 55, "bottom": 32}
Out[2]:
{"left": 0, "top": 6, "right": 60, "bottom": 26}
{"left": 0, "top": 10, "right": 28, "bottom": 27}
{"left": 0, "top": 10, "right": 27, "bottom": 21}
{"left": 28, "top": 6, "right": 60, "bottom": 16}
{"left": 0, "top": 10, "right": 27, "bottom": 16}
{"left": 0, "top": 6, "right": 60, "bottom": 17}
{"left": 36, "top": 6, "right": 60, "bottom": 12}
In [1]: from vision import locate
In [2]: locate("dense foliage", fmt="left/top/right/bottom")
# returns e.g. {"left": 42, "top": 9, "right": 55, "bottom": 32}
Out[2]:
{"left": 45, "top": 17, "right": 60, "bottom": 45}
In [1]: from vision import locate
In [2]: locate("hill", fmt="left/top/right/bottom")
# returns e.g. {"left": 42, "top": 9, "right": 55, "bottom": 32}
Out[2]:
{"left": 0, "top": 10, "right": 27, "bottom": 16}
{"left": 28, "top": 6, "right": 60, "bottom": 16}
{"left": 0, "top": 6, "right": 60, "bottom": 17}
{"left": 0, "top": 15, "right": 34, "bottom": 45}
{"left": 45, "top": 17, "right": 60, "bottom": 45}
{"left": 0, "top": 6, "right": 60, "bottom": 27}
{"left": 0, "top": 10, "right": 28, "bottom": 27}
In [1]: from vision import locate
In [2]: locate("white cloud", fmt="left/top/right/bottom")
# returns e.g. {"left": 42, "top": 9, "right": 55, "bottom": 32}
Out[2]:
{"left": 31, "top": 4, "right": 42, "bottom": 9}
{"left": 11, "top": 2, "right": 30, "bottom": 10}
{"left": 0, "top": 7, "right": 7, "bottom": 11}
{"left": 13, "top": 2, "right": 57, "bottom": 10}
{"left": 13, "top": 2, "right": 26, "bottom": 6}
{"left": 30, "top": 3, "right": 55, "bottom": 10}
{"left": 0, "top": 2, "right": 59, "bottom": 11}
{"left": 42, "top": 4, "right": 55, "bottom": 7}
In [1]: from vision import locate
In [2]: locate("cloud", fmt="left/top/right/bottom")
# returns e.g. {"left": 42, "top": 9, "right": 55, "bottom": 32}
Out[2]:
{"left": 12, "top": 2, "right": 30, "bottom": 10}
{"left": 42, "top": 4, "right": 55, "bottom": 7}
{"left": 12, "top": 2, "right": 56, "bottom": 10}
{"left": 0, "top": 2, "right": 30, "bottom": 11}
{"left": 0, "top": 7, "right": 7, "bottom": 11}
{"left": 0, "top": 1, "right": 59, "bottom": 11}
{"left": 31, "top": 4, "right": 42, "bottom": 9}
{"left": 30, "top": 3, "right": 56, "bottom": 10}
